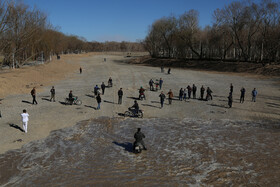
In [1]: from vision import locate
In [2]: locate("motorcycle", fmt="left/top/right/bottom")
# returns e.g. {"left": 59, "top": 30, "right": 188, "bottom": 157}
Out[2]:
{"left": 124, "top": 108, "right": 143, "bottom": 118}
{"left": 139, "top": 93, "right": 146, "bottom": 100}
{"left": 133, "top": 141, "right": 144, "bottom": 153}
{"left": 65, "top": 96, "right": 82, "bottom": 105}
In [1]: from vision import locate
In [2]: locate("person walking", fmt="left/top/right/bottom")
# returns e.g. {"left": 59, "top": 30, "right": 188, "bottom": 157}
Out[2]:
{"left": 159, "top": 91, "right": 166, "bottom": 108}
{"left": 187, "top": 85, "right": 192, "bottom": 99}
{"left": 192, "top": 84, "right": 197, "bottom": 99}
{"left": 50, "top": 86, "right": 55, "bottom": 102}
{"left": 159, "top": 78, "right": 163, "bottom": 90}
{"left": 118, "top": 88, "right": 123, "bottom": 104}
{"left": 101, "top": 82, "right": 106, "bottom": 95}
{"left": 179, "top": 88, "right": 184, "bottom": 101}
{"left": 96, "top": 94, "right": 101, "bottom": 110}
{"left": 167, "top": 89, "right": 174, "bottom": 105}
{"left": 200, "top": 86, "right": 205, "bottom": 100}
{"left": 228, "top": 92, "right": 233, "bottom": 108}
{"left": 252, "top": 88, "right": 257, "bottom": 102}
{"left": 31, "top": 87, "right": 38, "bottom": 105}
{"left": 21, "top": 109, "right": 29, "bottom": 133}
{"left": 79, "top": 67, "right": 82, "bottom": 74}
{"left": 240, "top": 87, "right": 246, "bottom": 103}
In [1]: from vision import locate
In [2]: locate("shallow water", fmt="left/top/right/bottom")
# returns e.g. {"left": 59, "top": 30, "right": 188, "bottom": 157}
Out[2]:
{"left": 0, "top": 117, "right": 279, "bottom": 186}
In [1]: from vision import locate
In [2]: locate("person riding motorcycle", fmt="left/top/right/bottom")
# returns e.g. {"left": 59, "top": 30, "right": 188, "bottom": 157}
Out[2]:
{"left": 133, "top": 128, "right": 147, "bottom": 151}
{"left": 68, "top": 90, "right": 74, "bottom": 105}
{"left": 139, "top": 86, "right": 145, "bottom": 99}
{"left": 129, "top": 100, "right": 139, "bottom": 114}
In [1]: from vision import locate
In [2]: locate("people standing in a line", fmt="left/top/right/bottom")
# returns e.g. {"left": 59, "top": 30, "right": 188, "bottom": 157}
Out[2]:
{"left": 206, "top": 87, "right": 213, "bottom": 100}
{"left": 118, "top": 88, "right": 123, "bottom": 104}
{"left": 159, "top": 78, "right": 163, "bottom": 90}
{"left": 101, "top": 82, "right": 106, "bottom": 95}
{"left": 50, "top": 86, "right": 55, "bottom": 102}
{"left": 183, "top": 88, "right": 187, "bottom": 101}
{"left": 159, "top": 91, "right": 166, "bottom": 108}
{"left": 240, "top": 87, "right": 246, "bottom": 103}
{"left": 167, "top": 89, "right": 174, "bottom": 105}
{"left": 192, "top": 84, "right": 197, "bottom": 99}
{"left": 96, "top": 94, "right": 101, "bottom": 110}
{"left": 200, "top": 86, "right": 205, "bottom": 100}
{"left": 79, "top": 67, "right": 82, "bottom": 74}
{"left": 230, "top": 83, "right": 233, "bottom": 94}
{"left": 228, "top": 92, "right": 233, "bottom": 108}
{"left": 21, "top": 109, "right": 29, "bottom": 133}
{"left": 168, "top": 68, "right": 171, "bottom": 74}
{"left": 187, "top": 85, "right": 192, "bottom": 99}
{"left": 31, "top": 87, "right": 38, "bottom": 105}
{"left": 149, "top": 79, "right": 154, "bottom": 91}
{"left": 252, "top": 88, "right": 257, "bottom": 102}
{"left": 179, "top": 88, "right": 184, "bottom": 101}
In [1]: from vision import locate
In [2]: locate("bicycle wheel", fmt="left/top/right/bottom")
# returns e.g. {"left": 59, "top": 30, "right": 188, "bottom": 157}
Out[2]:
{"left": 124, "top": 111, "right": 130, "bottom": 117}
{"left": 76, "top": 100, "right": 82, "bottom": 105}
{"left": 65, "top": 98, "right": 70, "bottom": 105}
{"left": 138, "top": 112, "right": 143, "bottom": 118}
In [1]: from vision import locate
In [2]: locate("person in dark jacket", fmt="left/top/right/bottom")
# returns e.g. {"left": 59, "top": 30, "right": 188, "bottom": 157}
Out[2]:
{"left": 31, "top": 87, "right": 38, "bottom": 105}
{"left": 130, "top": 100, "right": 139, "bottom": 114}
{"left": 240, "top": 87, "right": 246, "bottom": 103}
{"left": 68, "top": 90, "right": 74, "bottom": 105}
{"left": 179, "top": 88, "right": 184, "bottom": 101}
{"left": 228, "top": 92, "right": 233, "bottom": 108}
{"left": 230, "top": 83, "right": 233, "bottom": 94}
{"left": 187, "top": 85, "right": 192, "bottom": 99}
{"left": 200, "top": 86, "right": 205, "bottom": 100}
{"left": 96, "top": 94, "right": 101, "bottom": 110}
{"left": 159, "top": 78, "right": 163, "bottom": 90}
{"left": 50, "top": 86, "right": 55, "bottom": 102}
{"left": 134, "top": 128, "right": 147, "bottom": 150}
{"left": 206, "top": 87, "right": 213, "bottom": 100}
{"left": 101, "top": 82, "right": 106, "bottom": 95}
{"left": 192, "top": 84, "right": 197, "bottom": 99}
{"left": 118, "top": 88, "right": 123, "bottom": 104}
{"left": 159, "top": 91, "right": 166, "bottom": 108}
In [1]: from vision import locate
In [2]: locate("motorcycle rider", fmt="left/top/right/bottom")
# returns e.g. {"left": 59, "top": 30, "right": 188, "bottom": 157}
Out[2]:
{"left": 133, "top": 128, "right": 147, "bottom": 151}
{"left": 68, "top": 90, "right": 74, "bottom": 105}
{"left": 130, "top": 100, "right": 139, "bottom": 114}
{"left": 139, "top": 86, "right": 145, "bottom": 100}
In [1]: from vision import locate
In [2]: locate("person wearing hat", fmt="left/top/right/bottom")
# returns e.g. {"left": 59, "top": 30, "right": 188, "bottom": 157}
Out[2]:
{"left": 133, "top": 128, "right": 147, "bottom": 150}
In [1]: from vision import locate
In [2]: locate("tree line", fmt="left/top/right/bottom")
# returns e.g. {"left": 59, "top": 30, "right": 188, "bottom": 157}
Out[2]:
{"left": 0, "top": 1, "right": 145, "bottom": 69}
{"left": 144, "top": 0, "right": 280, "bottom": 63}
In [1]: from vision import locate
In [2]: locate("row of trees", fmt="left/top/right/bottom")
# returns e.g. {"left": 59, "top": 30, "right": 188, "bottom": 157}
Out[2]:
{"left": 144, "top": 0, "right": 280, "bottom": 63}
{"left": 0, "top": 1, "right": 145, "bottom": 69}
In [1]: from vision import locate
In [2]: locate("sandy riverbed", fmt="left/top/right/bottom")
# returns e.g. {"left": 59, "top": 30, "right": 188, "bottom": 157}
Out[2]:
{"left": 0, "top": 53, "right": 279, "bottom": 154}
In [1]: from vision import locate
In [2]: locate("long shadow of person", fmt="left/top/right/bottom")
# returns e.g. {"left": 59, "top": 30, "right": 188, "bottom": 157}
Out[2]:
{"left": 22, "top": 100, "right": 33, "bottom": 105}
{"left": 112, "top": 141, "right": 134, "bottom": 153}
{"left": 9, "top": 123, "right": 25, "bottom": 132}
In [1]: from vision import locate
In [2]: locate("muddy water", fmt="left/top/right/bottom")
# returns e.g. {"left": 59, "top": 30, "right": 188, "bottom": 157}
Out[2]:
{"left": 0, "top": 117, "right": 279, "bottom": 186}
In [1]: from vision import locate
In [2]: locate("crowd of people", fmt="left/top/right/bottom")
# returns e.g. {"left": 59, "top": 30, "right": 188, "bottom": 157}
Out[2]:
{"left": 4, "top": 65, "right": 258, "bottom": 135}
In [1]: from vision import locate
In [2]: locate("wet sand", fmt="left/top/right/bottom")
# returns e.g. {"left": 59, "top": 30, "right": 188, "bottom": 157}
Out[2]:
{"left": 0, "top": 53, "right": 279, "bottom": 155}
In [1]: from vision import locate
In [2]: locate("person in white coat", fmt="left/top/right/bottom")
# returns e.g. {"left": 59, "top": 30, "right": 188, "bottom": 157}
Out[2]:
{"left": 21, "top": 109, "right": 29, "bottom": 133}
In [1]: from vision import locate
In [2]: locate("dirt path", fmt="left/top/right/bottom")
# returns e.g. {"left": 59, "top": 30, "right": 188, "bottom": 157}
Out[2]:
{"left": 0, "top": 54, "right": 279, "bottom": 154}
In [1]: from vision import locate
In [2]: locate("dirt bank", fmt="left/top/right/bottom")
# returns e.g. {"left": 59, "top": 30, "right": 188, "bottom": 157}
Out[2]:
{"left": 128, "top": 56, "right": 280, "bottom": 77}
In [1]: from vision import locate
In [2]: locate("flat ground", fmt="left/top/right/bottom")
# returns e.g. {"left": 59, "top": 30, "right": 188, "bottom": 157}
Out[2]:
{"left": 0, "top": 53, "right": 279, "bottom": 154}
